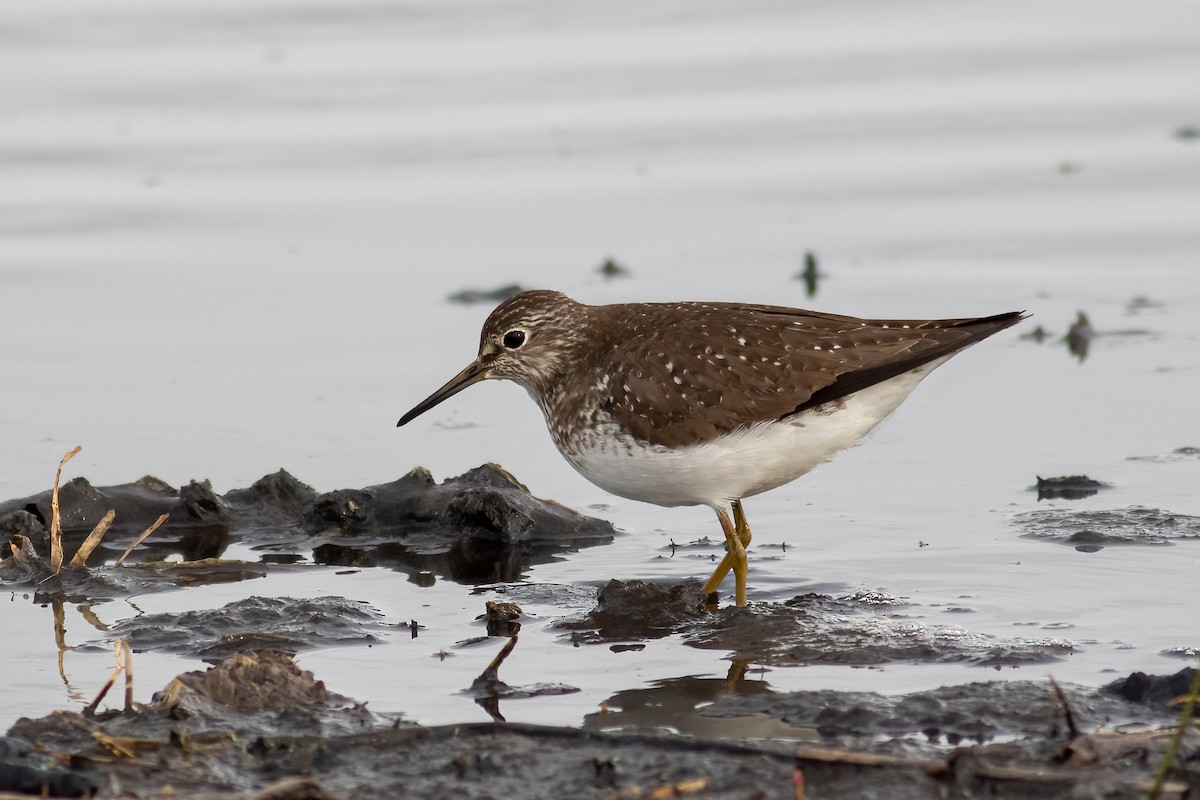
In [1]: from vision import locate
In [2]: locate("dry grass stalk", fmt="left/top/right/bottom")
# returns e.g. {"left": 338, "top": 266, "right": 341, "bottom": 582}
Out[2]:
{"left": 1048, "top": 675, "right": 1080, "bottom": 738}
{"left": 122, "top": 639, "right": 134, "bottom": 711}
{"left": 84, "top": 637, "right": 130, "bottom": 717}
{"left": 116, "top": 512, "right": 169, "bottom": 567}
{"left": 52, "top": 598, "right": 68, "bottom": 685}
{"left": 69, "top": 508, "right": 115, "bottom": 569}
{"left": 49, "top": 445, "right": 82, "bottom": 573}
{"left": 78, "top": 604, "right": 109, "bottom": 632}
{"left": 476, "top": 634, "right": 519, "bottom": 684}
{"left": 1148, "top": 665, "right": 1200, "bottom": 800}
{"left": 5, "top": 534, "right": 32, "bottom": 566}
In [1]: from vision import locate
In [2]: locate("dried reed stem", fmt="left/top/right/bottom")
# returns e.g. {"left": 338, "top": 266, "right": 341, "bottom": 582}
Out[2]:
{"left": 69, "top": 508, "right": 115, "bottom": 569}
{"left": 48, "top": 445, "right": 82, "bottom": 574}
{"left": 116, "top": 512, "right": 169, "bottom": 566}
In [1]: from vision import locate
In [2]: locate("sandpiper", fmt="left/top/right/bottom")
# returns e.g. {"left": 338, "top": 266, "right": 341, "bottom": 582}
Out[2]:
{"left": 398, "top": 291, "right": 1024, "bottom": 606}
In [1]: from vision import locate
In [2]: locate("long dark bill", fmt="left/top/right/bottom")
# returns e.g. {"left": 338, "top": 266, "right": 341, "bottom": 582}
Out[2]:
{"left": 397, "top": 361, "right": 489, "bottom": 426}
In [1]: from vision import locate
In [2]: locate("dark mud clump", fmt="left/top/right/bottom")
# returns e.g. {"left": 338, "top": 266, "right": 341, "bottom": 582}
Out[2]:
{"left": 561, "top": 587, "right": 1074, "bottom": 667}
{"left": 557, "top": 579, "right": 711, "bottom": 645}
{"left": 688, "top": 593, "right": 1074, "bottom": 667}
{"left": 1016, "top": 506, "right": 1200, "bottom": 551}
{"left": 306, "top": 464, "right": 614, "bottom": 584}
{"left": 84, "top": 596, "right": 391, "bottom": 658}
{"left": 1034, "top": 474, "right": 1112, "bottom": 501}
{"left": 0, "top": 464, "right": 615, "bottom": 591}
{"left": 4, "top": 653, "right": 1197, "bottom": 800}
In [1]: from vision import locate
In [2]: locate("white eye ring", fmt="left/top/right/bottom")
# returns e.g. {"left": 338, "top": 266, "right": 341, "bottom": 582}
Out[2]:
{"left": 502, "top": 329, "right": 527, "bottom": 350}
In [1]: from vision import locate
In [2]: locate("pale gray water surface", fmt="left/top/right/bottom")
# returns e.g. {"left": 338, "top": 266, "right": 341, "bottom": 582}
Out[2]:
{"left": 2, "top": 0, "right": 1199, "bottom": 731}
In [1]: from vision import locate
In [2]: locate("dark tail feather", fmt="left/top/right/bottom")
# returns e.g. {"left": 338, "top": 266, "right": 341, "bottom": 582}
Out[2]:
{"left": 790, "top": 310, "right": 1027, "bottom": 415}
{"left": 949, "top": 310, "right": 1029, "bottom": 335}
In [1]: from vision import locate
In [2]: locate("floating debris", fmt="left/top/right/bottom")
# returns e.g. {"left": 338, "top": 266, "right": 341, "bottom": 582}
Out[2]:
{"left": 447, "top": 283, "right": 525, "bottom": 304}
{"left": 1020, "top": 324, "right": 1050, "bottom": 343}
{"left": 1034, "top": 475, "right": 1112, "bottom": 501}
{"left": 597, "top": 257, "right": 630, "bottom": 279}
{"left": 796, "top": 251, "right": 821, "bottom": 298}
{"left": 481, "top": 599, "right": 523, "bottom": 636}
{"left": 1066, "top": 311, "right": 1094, "bottom": 362}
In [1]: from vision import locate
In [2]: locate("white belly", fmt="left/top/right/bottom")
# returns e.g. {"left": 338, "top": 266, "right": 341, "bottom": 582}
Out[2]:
{"left": 555, "top": 358, "right": 949, "bottom": 508}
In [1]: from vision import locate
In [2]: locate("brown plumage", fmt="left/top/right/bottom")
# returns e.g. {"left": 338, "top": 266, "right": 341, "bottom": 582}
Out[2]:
{"left": 398, "top": 290, "right": 1025, "bottom": 606}
{"left": 577, "top": 300, "right": 1024, "bottom": 449}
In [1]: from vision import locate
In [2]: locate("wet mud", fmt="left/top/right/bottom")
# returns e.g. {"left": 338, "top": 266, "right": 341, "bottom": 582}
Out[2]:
{"left": 85, "top": 596, "right": 392, "bottom": 659}
{"left": 3, "top": 469, "right": 1199, "bottom": 798}
{"left": 1016, "top": 506, "right": 1200, "bottom": 551}
{"left": 560, "top": 581, "right": 1073, "bottom": 667}
{"left": 0, "top": 465, "right": 615, "bottom": 592}
{"left": 2, "top": 651, "right": 1196, "bottom": 799}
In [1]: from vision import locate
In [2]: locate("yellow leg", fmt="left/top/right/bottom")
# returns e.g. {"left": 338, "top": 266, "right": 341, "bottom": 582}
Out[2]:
{"left": 701, "top": 500, "right": 753, "bottom": 598}
{"left": 733, "top": 499, "right": 753, "bottom": 548}
{"left": 701, "top": 501, "right": 752, "bottom": 606}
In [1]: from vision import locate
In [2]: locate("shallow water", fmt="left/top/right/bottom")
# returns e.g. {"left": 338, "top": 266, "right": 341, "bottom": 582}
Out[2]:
{"left": 3, "top": 0, "right": 1199, "bottom": 734}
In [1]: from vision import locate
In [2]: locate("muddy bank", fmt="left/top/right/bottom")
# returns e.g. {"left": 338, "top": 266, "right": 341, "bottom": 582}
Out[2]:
{"left": 0, "top": 464, "right": 615, "bottom": 591}
{"left": 3, "top": 465, "right": 1199, "bottom": 798}
{"left": 2, "top": 651, "right": 1196, "bottom": 799}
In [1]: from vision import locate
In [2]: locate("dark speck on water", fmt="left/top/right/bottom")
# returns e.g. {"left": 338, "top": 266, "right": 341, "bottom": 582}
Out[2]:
{"left": 447, "top": 284, "right": 526, "bottom": 304}
{"left": 796, "top": 250, "right": 821, "bottom": 298}
{"left": 1065, "top": 311, "right": 1093, "bottom": 361}
{"left": 597, "top": 257, "right": 630, "bottom": 279}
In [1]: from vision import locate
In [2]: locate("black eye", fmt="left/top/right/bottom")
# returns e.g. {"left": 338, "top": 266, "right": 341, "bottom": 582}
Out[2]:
{"left": 502, "top": 330, "right": 526, "bottom": 350}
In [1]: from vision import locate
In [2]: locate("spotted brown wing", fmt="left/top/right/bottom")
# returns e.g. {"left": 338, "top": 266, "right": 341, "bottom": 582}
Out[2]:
{"left": 598, "top": 302, "right": 1024, "bottom": 449}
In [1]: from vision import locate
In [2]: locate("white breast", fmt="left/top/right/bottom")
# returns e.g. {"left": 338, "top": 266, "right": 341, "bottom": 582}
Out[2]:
{"left": 552, "top": 357, "right": 950, "bottom": 508}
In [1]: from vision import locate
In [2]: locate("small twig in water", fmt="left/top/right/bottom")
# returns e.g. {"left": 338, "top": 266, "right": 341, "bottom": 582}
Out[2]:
{"left": 1048, "top": 675, "right": 1079, "bottom": 739}
{"left": 84, "top": 638, "right": 131, "bottom": 717}
{"left": 69, "top": 508, "right": 115, "bottom": 569}
{"left": 475, "top": 634, "right": 519, "bottom": 685}
{"left": 116, "top": 512, "right": 169, "bottom": 566}
{"left": 122, "top": 640, "right": 134, "bottom": 711}
{"left": 52, "top": 598, "right": 68, "bottom": 686}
